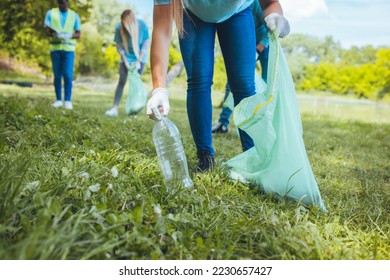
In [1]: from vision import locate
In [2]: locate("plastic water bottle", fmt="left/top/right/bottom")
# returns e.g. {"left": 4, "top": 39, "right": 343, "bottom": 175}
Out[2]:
{"left": 152, "top": 117, "right": 193, "bottom": 188}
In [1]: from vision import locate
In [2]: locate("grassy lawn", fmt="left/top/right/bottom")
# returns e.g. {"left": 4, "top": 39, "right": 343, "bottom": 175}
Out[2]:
{"left": 0, "top": 78, "right": 389, "bottom": 260}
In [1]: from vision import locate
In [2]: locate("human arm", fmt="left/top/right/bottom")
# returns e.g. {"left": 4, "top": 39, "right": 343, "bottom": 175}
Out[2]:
{"left": 256, "top": 42, "right": 266, "bottom": 53}
{"left": 71, "top": 14, "right": 81, "bottom": 39}
{"left": 139, "top": 39, "right": 150, "bottom": 64}
{"left": 151, "top": 5, "right": 173, "bottom": 89}
{"left": 44, "top": 10, "right": 57, "bottom": 37}
{"left": 146, "top": 4, "right": 173, "bottom": 120}
{"left": 116, "top": 43, "right": 130, "bottom": 70}
{"left": 252, "top": 0, "right": 269, "bottom": 47}
{"left": 45, "top": 26, "right": 57, "bottom": 37}
{"left": 259, "top": 0, "right": 290, "bottom": 38}
{"left": 135, "top": 39, "right": 150, "bottom": 70}
{"left": 71, "top": 30, "right": 81, "bottom": 39}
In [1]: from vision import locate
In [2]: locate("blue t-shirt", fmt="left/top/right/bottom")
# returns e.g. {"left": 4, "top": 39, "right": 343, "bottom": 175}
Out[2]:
{"left": 114, "top": 19, "right": 150, "bottom": 63}
{"left": 252, "top": 0, "right": 269, "bottom": 47}
{"left": 154, "top": 0, "right": 254, "bottom": 23}
{"left": 44, "top": 9, "right": 81, "bottom": 32}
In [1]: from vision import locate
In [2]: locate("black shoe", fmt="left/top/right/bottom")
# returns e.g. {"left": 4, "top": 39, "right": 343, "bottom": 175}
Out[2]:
{"left": 212, "top": 122, "right": 228, "bottom": 134}
{"left": 196, "top": 151, "right": 215, "bottom": 172}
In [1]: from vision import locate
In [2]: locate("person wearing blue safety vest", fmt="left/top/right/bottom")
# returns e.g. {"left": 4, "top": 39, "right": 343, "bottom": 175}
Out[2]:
{"left": 44, "top": 0, "right": 81, "bottom": 110}
{"left": 146, "top": 0, "right": 290, "bottom": 172}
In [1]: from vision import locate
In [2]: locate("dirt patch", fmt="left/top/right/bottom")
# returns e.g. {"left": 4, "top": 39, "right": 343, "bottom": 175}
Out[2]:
{"left": 0, "top": 55, "right": 45, "bottom": 78}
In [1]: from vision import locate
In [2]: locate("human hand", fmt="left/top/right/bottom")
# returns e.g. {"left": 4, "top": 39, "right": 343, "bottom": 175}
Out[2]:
{"left": 146, "top": 87, "right": 170, "bottom": 121}
{"left": 62, "top": 33, "right": 73, "bottom": 40}
{"left": 56, "top": 33, "right": 73, "bottom": 41}
{"left": 135, "top": 60, "right": 141, "bottom": 71}
{"left": 45, "top": 26, "right": 57, "bottom": 36}
{"left": 124, "top": 61, "right": 130, "bottom": 70}
{"left": 256, "top": 43, "right": 265, "bottom": 53}
{"left": 264, "top": 13, "right": 290, "bottom": 38}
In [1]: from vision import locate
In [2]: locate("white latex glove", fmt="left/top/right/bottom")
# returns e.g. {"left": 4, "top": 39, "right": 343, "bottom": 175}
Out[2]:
{"left": 123, "top": 61, "right": 130, "bottom": 70}
{"left": 56, "top": 33, "right": 72, "bottom": 41}
{"left": 146, "top": 87, "right": 170, "bottom": 121}
{"left": 56, "top": 32, "right": 65, "bottom": 39}
{"left": 264, "top": 13, "right": 290, "bottom": 38}
{"left": 62, "top": 33, "right": 73, "bottom": 40}
{"left": 135, "top": 60, "right": 141, "bottom": 71}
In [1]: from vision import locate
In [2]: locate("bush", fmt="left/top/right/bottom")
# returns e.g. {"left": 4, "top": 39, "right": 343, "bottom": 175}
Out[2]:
{"left": 76, "top": 23, "right": 115, "bottom": 77}
{"left": 299, "top": 48, "right": 390, "bottom": 100}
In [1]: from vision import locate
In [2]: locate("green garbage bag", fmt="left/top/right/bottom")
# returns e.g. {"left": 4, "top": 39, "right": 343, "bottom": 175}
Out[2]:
{"left": 125, "top": 65, "right": 147, "bottom": 115}
{"left": 222, "top": 72, "right": 266, "bottom": 112}
{"left": 225, "top": 32, "right": 326, "bottom": 211}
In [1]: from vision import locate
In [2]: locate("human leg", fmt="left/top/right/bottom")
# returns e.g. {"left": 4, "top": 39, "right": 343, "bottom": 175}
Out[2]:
{"left": 212, "top": 82, "right": 231, "bottom": 134}
{"left": 105, "top": 63, "right": 128, "bottom": 116}
{"left": 217, "top": 6, "right": 256, "bottom": 151}
{"left": 50, "top": 51, "right": 63, "bottom": 102}
{"left": 179, "top": 10, "right": 216, "bottom": 161}
{"left": 166, "top": 61, "right": 184, "bottom": 87}
{"left": 113, "top": 63, "right": 128, "bottom": 107}
{"left": 218, "top": 82, "right": 232, "bottom": 126}
{"left": 63, "top": 51, "right": 75, "bottom": 102}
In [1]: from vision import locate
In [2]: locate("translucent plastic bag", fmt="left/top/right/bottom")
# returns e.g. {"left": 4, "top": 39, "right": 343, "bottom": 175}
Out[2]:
{"left": 125, "top": 66, "right": 147, "bottom": 115}
{"left": 222, "top": 72, "right": 266, "bottom": 112}
{"left": 225, "top": 32, "right": 326, "bottom": 211}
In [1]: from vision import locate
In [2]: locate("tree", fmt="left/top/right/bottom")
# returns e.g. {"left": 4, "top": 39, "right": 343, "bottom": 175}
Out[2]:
{"left": 340, "top": 45, "right": 378, "bottom": 65}
{"left": 77, "top": 22, "right": 114, "bottom": 77}
{"left": 0, "top": 0, "right": 92, "bottom": 73}
{"left": 90, "top": 0, "right": 129, "bottom": 44}
{"left": 281, "top": 33, "right": 340, "bottom": 63}
{"left": 375, "top": 49, "right": 390, "bottom": 98}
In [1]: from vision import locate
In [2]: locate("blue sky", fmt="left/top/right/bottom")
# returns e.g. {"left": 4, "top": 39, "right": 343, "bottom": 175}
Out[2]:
{"left": 120, "top": 0, "right": 390, "bottom": 48}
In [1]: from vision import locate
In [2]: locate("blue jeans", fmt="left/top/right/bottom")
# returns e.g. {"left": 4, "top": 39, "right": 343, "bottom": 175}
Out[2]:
{"left": 179, "top": 7, "right": 256, "bottom": 155}
{"left": 50, "top": 50, "right": 75, "bottom": 102}
{"left": 219, "top": 46, "right": 269, "bottom": 126}
{"left": 258, "top": 46, "right": 269, "bottom": 82}
{"left": 219, "top": 83, "right": 234, "bottom": 127}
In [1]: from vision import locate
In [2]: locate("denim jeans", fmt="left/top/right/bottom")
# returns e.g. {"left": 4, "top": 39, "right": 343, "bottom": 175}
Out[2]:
{"left": 219, "top": 82, "right": 234, "bottom": 127}
{"left": 219, "top": 46, "right": 269, "bottom": 126}
{"left": 50, "top": 50, "right": 75, "bottom": 102}
{"left": 258, "top": 46, "right": 269, "bottom": 82}
{"left": 179, "top": 7, "right": 256, "bottom": 155}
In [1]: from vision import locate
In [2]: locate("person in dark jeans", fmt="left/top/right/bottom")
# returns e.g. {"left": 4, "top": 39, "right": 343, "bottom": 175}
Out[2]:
{"left": 147, "top": 0, "right": 290, "bottom": 172}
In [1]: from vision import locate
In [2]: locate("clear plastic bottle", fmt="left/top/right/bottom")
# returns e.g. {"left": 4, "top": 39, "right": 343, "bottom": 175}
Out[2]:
{"left": 152, "top": 117, "right": 193, "bottom": 188}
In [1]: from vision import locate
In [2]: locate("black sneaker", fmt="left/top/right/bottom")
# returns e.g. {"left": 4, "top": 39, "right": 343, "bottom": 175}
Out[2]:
{"left": 212, "top": 122, "right": 228, "bottom": 134}
{"left": 196, "top": 151, "right": 215, "bottom": 172}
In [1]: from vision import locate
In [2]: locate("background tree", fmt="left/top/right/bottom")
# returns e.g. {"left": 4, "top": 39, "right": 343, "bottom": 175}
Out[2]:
{"left": 90, "top": 0, "right": 128, "bottom": 44}
{"left": 281, "top": 34, "right": 340, "bottom": 85}
{"left": 0, "top": 0, "right": 91, "bottom": 75}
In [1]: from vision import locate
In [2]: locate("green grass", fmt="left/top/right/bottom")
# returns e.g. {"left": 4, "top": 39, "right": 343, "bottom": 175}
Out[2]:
{"left": 0, "top": 69, "right": 46, "bottom": 85}
{"left": 0, "top": 79, "right": 389, "bottom": 260}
